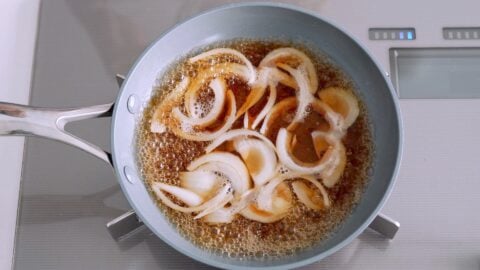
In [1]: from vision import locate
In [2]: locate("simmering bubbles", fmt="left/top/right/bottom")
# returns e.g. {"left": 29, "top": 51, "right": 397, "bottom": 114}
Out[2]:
{"left": 136, "top": 39, "right": 373, "bottom": 259}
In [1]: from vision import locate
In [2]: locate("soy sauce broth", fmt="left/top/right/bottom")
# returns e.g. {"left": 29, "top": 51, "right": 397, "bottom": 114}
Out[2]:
{"left": 136, "top": 39, "right": 373, "bottom": 259}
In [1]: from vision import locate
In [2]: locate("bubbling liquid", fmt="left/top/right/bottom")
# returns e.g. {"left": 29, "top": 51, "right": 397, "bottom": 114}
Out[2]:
{"left": 136, "top": 39, "right": 372, "bottom": 259}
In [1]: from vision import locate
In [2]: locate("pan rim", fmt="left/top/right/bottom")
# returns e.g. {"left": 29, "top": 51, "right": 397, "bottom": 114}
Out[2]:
{"left": 111, "top": 2, "right": 404, "bottom": 269}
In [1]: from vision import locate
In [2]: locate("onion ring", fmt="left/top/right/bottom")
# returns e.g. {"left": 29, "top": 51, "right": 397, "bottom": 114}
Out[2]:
{"left": 236, "top": 67, "right": 296, "bottom": 119}
{"left": 291, "top": 176, "right": 331, "bottom": 210}
{"left": 187, "top": 152, "right": 251, "bottom": 197}
{"left": 233, "top": 138, "right": 277, "bottom": 186}
{"left": 240, "top": 182, "right": 292, "bottom": 223}
{"left": 317, "top": 87, "right": 360, "bottom": 129}
{"left": 188, "top": 48, "right": 256, "bottom": 84}
{"left": 276, "top": 128, "right": 339, "bottom": 174}
{"left": 312, "top": 131, "right": 347, "bottom": 187}
{"left": 259, "top": 97, "right": 297, "bottom": 136}
{"left": 250, "top": 82, "right": 278, "bottom": 129}
{"left": 172, "top": 78, "right": 226, "bottom": 128}
{"left": 170, "top": 90, "right": 236, "bottom": 141}
{"left": 259, "top": 47, "right": 318, "bottom": 93}
{"left": 205, "top": 128, "right": 275, "bottom": 153}
{"left": 152, "top": 182, "right": 232, "bottom": 213}
{"left": 184, "top": 63, "right": 249, "bottom": 117}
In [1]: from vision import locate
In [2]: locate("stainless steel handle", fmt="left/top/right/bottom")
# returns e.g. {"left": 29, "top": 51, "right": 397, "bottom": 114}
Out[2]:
{"left": 0, "top": 102, "right": 114, "bottom": 166}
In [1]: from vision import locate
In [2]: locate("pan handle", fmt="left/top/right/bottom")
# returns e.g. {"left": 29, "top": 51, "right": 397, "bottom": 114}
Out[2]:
{"left": 0, "top": 102, "right": 114, "bottom": 166}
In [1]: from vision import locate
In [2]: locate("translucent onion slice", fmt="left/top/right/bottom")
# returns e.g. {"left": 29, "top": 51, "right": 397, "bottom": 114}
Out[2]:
{"left": 312, "top": 131, "right": 347, "bottom": 187}
{"left": 250, "top": 82, "right": 277, "bottom": 129}
{"left": 310, "top": 98, "right": 345, "bottom": 134}
{"left": 317, "top": 87, "right": 360, "bottom": 129}
{"left": 259, "top": 97, "right": 297, "bottom": 136}
{"left": 291, "top": 176, "right": 331, "bottom": 210}
{"left": 152, "top": 182, "right": 232, "bottom": 214}
{"left": 235, "top": 68, "right": 270, "bottom": 118}
{"left": 188, "top": 48, "right": 256, "bottom": 84}
{"left": 170, "top": 90, "right": 236, "bottom": 141}
{"left": 152, "top": 183, "right": 203, "bottom": 206}
{"left": 150, "top": 77, "right": 190, "bottom": 133}
{"left": 243, "top": 111, "right": 253, "bottom": 129}
{"left": 194, "top": 189, "right": 234, "bottom": 219}
{"left": 187, "top": 152, "right": 251, "bottom": 197}
{"left": 259, "top": 47, "right": 318, "bottom": 93}
{"left": 276, "top": 63, "right": 315, "bottom": 130}
{"left": 205, "top": 128, "right": 275, "bottom": 153}
{"left": 236, "top": 67, "right": 296, "bottom": 119}
{"left": 269, "top": 67, "right": 297, "bottom": 89}
{"left": 233, "top": 138, "right": 277, "bottom": 186}
{"left": 184, "top": 63, "right": 249, "bottom": 117}
{"left": 203, "top": 190, "right": 256, "bottom": 224}
{"left": 276, "top": 128, "right": 338, "bottom": 174}
{"left": 240, "top": 182, "right": 292, "bottom": 223}
{"left": 203, "top": 207, "right": 234, "bottom": 224}
{"left": 179, "top": 170, "right": 221, "bottom": 198}
{"left": 150, "top": 122, "right": 166, "bottom": 133}
{"left": 255, "top": 171, "right": 304, "bottom": 211}
{"left": 172, "top": 78, "right": 226, "bottom": 128}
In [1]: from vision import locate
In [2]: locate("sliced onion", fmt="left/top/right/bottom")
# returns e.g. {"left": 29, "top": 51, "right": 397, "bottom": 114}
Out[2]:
{"left": 203, "top": 190, "right": 256, "bottom": 224}
{"left": 269, "top": 67, "right": 297, "bottom": 89}
{"left": 150, "top": 122, "right": 166, "bottom": 133}
{"left": 310, "top": 98, "right": 345, "bottom": 134}
{"left": 277, "top": 63, "right": 315, "bottom": 130}
{"left": 276, "top": 128, "right": 338, "bottom": 174}
{"left": 188, "top": 48, "right": 256, "bottom": 84}
{"left": 255, "top": 171, "right": 304, "bottom": 211}
{"left": 205, "top": 128, "right": 275, "bottom": 153}
{"left": 259, "top": 97, "right": 297, "bottom": 136}
{"left": 291, "top": 175, "right": 331, "bottom": 210}
{"left": 203, "top": 207, "right": 235, "bottom": 224}
{"left": 250, "top": 82, "right": 277, "bottom": 129}
{"left": 317, "top": 87, "right": 360, "bottom": 129}
{"left": 243, "top": 111, "right": 251, "bottom": 129}
{"left": 240, "top": 182, "right": 292, "bottom": 223}
{"left": 187, "top": 152, "right": 251, "bottom": 197}
{"left": 151, "top": 77, "right": 190, "bottom": 133}
{"left": 235, "top": 68, "right": 270, "bottom": 118}
{"left": 233, "top": 138, "right": 277, "bottom": 186}
{"left": 312, "top": 131, "right": 347, "bottom": 187}
{"left": 259, "top": 47, "right": 318, "bottom": 93}
{"left": 152, "top": 182, "right": 203, "bottom": 206}
{"left": 170, "top": 90, "right": 236, "bottom": 141}
{"left": 179, "top": 170, "right": 221, "bottom": 198}
{"left": 152, "top": 182, "right": 231, "bottom": 213}
{"left": 194, "top": 189, "right": 234, "bottom": 219}
{"left": 236, "top": 67, "right": 296, "bottom": 119}
{"left": 172, "top": 78, "right": 226, "bottom": 128}
{"left": 184, "top": 63, "right": 249, "bottom": 116}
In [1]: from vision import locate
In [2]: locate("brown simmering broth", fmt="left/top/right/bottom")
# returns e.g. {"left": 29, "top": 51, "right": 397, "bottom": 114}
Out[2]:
{"left": 136, "top": 40, "right": 372, "bottom": 259}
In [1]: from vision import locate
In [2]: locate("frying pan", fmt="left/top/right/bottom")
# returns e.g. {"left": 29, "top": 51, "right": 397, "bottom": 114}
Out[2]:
{"left": 0, "top": 3, "right": 402, "bottom": 269}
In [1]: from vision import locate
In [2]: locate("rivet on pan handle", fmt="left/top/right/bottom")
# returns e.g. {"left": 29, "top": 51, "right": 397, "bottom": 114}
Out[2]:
{"left": 368, "top": 213, "right": 400, "bottom": 239}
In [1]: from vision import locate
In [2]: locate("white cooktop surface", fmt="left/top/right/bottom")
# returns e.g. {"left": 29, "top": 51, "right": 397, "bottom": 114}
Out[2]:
{"left": 2, "top": 1, "right": 480, "bottom": 270}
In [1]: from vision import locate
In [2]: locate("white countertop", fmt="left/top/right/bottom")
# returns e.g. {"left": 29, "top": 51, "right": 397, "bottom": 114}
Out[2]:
{"left": 2, "top": 1, "right": 480, "bottom": 270}
{"left": 0, "top": 1, "right": 39, "bottom": 269}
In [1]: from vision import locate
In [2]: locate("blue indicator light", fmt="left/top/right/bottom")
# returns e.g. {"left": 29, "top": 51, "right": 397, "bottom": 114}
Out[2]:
{"left": 407, "top": 32, "right": 413, "bottom": 40}
{"left": 399, "top": 32, "right": 404, "bottom": 39}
